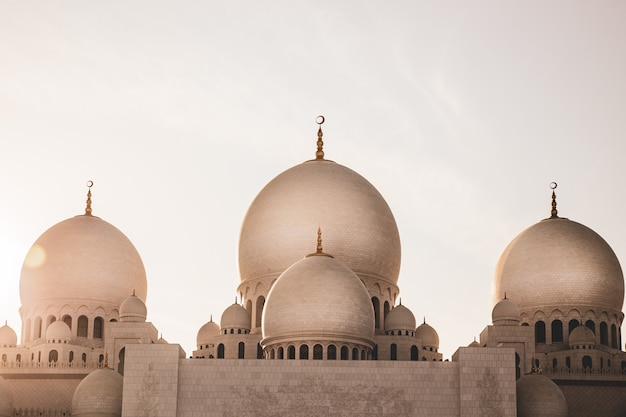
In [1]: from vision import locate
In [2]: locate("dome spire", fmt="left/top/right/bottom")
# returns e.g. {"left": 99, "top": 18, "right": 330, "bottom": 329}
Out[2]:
{"left": 315, "top": 115, "right": 325, "bottom": 160}
{"left": 305, "top": 227, "right": 334, "bottom": 258}
{"left": 549, "top": 182, "right": 558, "bottom": 218}
{"left": 85, "top": 180, "right": 94, "bottom": 216}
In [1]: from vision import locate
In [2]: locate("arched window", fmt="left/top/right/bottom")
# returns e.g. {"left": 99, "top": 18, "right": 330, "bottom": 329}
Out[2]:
{"left": 515, "top": 353, "right": 521, "bottom": 380}
{"left": 383, "top": 301, "right": 390, "bottom": 323}
{"left": 257, "top": 343, "right": 263, "bottom": 359}
{"left": 288, "top": 345, "right": 295, "bottom": 360}
{"left": 327, "top": 345, "right": 337, "bottom": 360}
{"left": 361, "top": 350, "right": 366, "bottom": 360}
{"left": 69, "top": 351, "right": 74, "bottom": 363}
{"left": 585, "top": 320, "right": 595, "bottom": 334}
{"left": 600, "top": 322, "right": 609, "bottom": 346}
{"left": 582, "top": 355, "right": 592, "bottom": 370}
{"left": 568, "top": 319, "right": 579, "bottom": 335}
{"left": 255, "top": 296, "right": 265, "bottom": 328}
{"left": 81, "top": 353, "right": 87, "bottom": 363}
{"left": 1, "top": 354, "right": 6, "bottom": 363}
{"left": 611, "top": 324, "right": 618, "bottom": 349}
{"left": 372, "top": 297, "right": 380, "bottom": 329}
{"left": 270, "top": 349, "right": 275, "bottom": 359}
{"left": 313, "top": 344, "right": 323, "bottom": 360}
{"left": 49, "top": 350, "right": 58, "bottom": 363}
{"left": 535, "top": 321, "right": 546, "bottom": 344}
{"left": 566, "top": 356, "right": 571, "bottom": 369}
{"left": 118, "top": 347, "right": 125, "bottom": 375}
{"left": 34, "top": 317, "right": 42, "bottom": 339}
{"left": 390, "top": 344, "right": 397, "bottom": 360}
{"left": 551, "top": 320, "right": 563, "bottom": 343}
{"left": 62, "top": 315, "right": 72, "bottom": 329}
{"left": 217, "top": 344, "right": 225, "bottom": 359}
{"left": 16, "top": 354, "right": 21, "bottom": 363}
{"left": 410, "top": 345, "right": 418, "bottom": 361}
{"left": 278, "top": 347, "right": 284, "bottom": 360}
{"left": 352, "top": 348, "right": 359, "bottom": 360}
{"left": 299, "top": 345, "right": 309, "bottom": 360}
{"left": 340, "top": 346, "right": 349, "bottom": 360}
{"left": 238, "top": 342, "right": 245, "bottom": 359}
{"left": 93, "top": 317, "right": 104, "bottom": 339}
{"left": 98, "top": 354, "right": 104, "bottom": 364}
{"left": 77, "top": 316, "right": 88, "bottom": 337}
{"left": 552, "top": 358, "right": 557, "bottom": 369}
{"left": 600, "top": 357, "right": 604, "bottom": 369}
{"left": 373, "top": 345, "right": 378, "bottom": 360}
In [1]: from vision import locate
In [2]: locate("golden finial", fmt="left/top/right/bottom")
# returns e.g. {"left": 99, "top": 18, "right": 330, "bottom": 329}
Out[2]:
{"left": 550, "top": 182, "right": 558, "bottom": 218}
{"left": 305, "top": 227, "right": 334, "bottom": 258}
{"left": 85, "top": 180, "right": 94, "bottom": 216}
{"left": 315, "top": 115, "right": 325, "bottom": 160}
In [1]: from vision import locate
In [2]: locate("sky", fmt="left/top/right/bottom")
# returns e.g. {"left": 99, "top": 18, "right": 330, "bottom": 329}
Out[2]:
{"left": 1, "top": 1, "right": 625, "bottom": 359}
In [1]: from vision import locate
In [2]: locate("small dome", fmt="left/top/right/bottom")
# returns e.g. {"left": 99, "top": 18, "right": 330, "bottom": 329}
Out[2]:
{"left": 569, "top": 324, "right": 595, "bottom": 348}
{"left": 494, "top": 217, "right": 624, "bottom": 317}
{"left": 0, "top": 376, "right": 14, "bottom": 417}
{"left": 46, "top": 320, "right": 71, "bottom": 342}
{"left": 220, "top": 303, "right": 251, "bottom": 331}
{"left": 492, "top": 297, "right": 521, "bottom": 326}
{"left": 468, "top": 339, "right": 481, "bottom": 347}
{"left": 0, "top": 323, "right": 17, "bottom": 347}
{"left": 416, "top": 321, "right": 439, "bottom": 350}
{"left": 72, "top": 369, "right": 123, "bottom": 417}
{"left": 119, "top": 293, "right": 147, "bottom": 322}
{"left": 196, "top": 319, "right": 220, "bottom": 347}
{"left": 516, "top": 374, "right": 568, "bottom": 417}
{"left": 262, "top": 252, "right": 374, "bottom": 347}
{"left": 384, "top": 304, "right": 416, "bottom": 332}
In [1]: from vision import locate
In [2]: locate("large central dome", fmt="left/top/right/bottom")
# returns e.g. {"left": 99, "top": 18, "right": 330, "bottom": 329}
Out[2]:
{"left": 238, "top": 159, "right": 401, "bottom": 287}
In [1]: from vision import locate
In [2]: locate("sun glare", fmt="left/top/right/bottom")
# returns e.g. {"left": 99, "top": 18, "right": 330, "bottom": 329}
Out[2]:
{"left": 24, "top": 244, "right": 46, "bottom": 269}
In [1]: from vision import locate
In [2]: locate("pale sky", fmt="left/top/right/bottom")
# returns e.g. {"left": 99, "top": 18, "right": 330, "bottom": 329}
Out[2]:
{"left": 1, "top": 1, "right": 625, "bottom": 358}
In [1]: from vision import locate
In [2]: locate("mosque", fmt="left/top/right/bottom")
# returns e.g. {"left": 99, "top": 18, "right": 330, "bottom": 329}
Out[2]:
{"left": 0, "top": 119, "right": 625, "bottom": 417}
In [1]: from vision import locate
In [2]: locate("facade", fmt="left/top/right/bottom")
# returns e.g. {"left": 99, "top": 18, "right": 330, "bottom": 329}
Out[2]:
{"left": 0, "top": 121, "right": 625, "bottom": 416}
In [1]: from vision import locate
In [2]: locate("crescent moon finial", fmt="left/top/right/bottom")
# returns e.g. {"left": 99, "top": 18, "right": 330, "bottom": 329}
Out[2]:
{"left": 550, "top": 181, "right": 558, "bottom": 218}
{"left": 315, "top": 115, "right": 325, "bottom": 160}
{"left": 85, "top": 180, "right": 94, "bottom": 216}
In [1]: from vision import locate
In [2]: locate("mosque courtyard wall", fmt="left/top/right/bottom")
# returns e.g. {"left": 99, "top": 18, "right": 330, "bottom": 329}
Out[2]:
{"left": 121, "top": 344, "right": 516, "bottom": 417}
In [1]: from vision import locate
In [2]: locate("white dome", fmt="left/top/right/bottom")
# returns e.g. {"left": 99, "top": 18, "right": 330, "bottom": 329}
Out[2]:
{"left": 516, "top": 374, "right": 568, "bottom": 417}
{"left": 20, "top": 215, "right": 147, "bottom": 316}
{"left": 0, "top": 323, "right": 17, "bottom": 347}
{"left": 220, "top": 303, "right": 251, "bottom": 331}
{"left": 384, "top": 304, "right": 416, "bottom": 332}
{"left": 262, "top": 252, "right": 375, "bottom": 348}
{"left": 0, "top": 376, "right": 14, "bottom": 417}
{"left": 46, "top": 320, "right": 71, "bottom": 342}
{"left": 494, "top": 217, "right": 624, "bottom": 317}
{"left": 492, "top": 297, "right": 521, "bottom": 326}
{"left": 416, "top": 321, "right": 439, "bottom": 350}
{"left": 119, "top": 293, "right": 147, "bottom": 322}
{"left": 196, "top": 319, "right": 220, "bottom": 347}
{"left": 569, "top": 324, "right": 595, "bottom": 348}
{"left": 238, "top": 159, "right": 401, "bottom": 291}
{"left": 72, "top": 369, "right": 123, "bottom": 417}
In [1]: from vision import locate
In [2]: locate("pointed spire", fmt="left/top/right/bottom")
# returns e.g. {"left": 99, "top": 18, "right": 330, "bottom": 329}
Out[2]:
{"left": 315, "top": 115, "right": 325, "bottom": 160}
{"left": 132, "top": 289, "right": 136, "bottom": 297}
{"left": 210, "top": 314, "right": 213, "bottom": 322}
{"left": 85, "top": 180, "right": 94, "bottom": 216}
{"left": 399, "top": 298, "right": 402, "bottom": 306}
{"left": 504, "top": 292, "right": 507, "bottom": 300}
{"left": 549, "top": 182, "right": 558, "bottom": 218}
{"left": 423, "top": 317, "right": 426, "bottom": 325}
{"left": 305, "top": 227, "right": 334, "bottom": 258}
